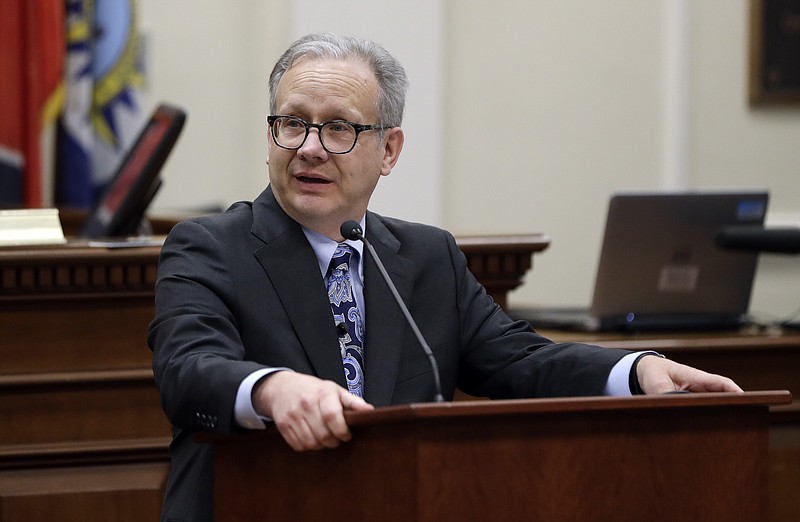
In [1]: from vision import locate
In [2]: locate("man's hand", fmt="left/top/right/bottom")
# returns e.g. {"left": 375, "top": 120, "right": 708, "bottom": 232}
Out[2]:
{"left": 252, "top": 371, "right": 374, "bottom": 452}
{"left": 636, "top": 354, "right": 743, "bottom": 395}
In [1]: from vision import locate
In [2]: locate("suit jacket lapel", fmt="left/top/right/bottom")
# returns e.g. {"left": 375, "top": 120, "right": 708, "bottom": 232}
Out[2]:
{"left": 250, "top": 188, "right": 347, "bottom": 387}
{"left": 362, "top": 214, "right": 412, "bottom": 407}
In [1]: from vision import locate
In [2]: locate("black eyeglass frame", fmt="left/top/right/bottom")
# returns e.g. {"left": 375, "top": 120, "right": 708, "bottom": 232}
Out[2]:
{"left": 267, "top": 115, "right": 393, "bottom": 154}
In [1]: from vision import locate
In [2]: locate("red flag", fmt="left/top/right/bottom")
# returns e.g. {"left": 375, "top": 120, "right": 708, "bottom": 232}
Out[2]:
{"left": 0, "top": 0, "right": 64, "bottom": 206}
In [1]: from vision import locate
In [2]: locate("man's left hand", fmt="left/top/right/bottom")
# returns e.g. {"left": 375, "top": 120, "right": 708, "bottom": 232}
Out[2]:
{"left": 636, "top": 355, "right": 743, "bottom": 394}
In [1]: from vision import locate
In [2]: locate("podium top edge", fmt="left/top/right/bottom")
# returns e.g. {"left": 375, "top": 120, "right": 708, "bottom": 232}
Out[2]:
{"left": 345, "top": 390, "right": 791, "bottom": 427}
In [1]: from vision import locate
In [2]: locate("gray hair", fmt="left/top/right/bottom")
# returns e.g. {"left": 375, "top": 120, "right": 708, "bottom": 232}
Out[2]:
{"left": 268, "top": 33, "right": 408, "bottom": 127}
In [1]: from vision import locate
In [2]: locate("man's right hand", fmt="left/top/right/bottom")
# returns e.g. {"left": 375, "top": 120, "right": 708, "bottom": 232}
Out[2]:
{"left": 252, "top": 371, "right": 374, "bottom": 451}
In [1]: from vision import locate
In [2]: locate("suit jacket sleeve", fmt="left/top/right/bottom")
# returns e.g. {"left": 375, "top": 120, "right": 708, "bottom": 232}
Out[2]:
{"left": 450, "top": 233, "right": 630, "bottom": 398}
{"left": 148, "top": 217, "right": 267, "bottom": 434}
{"left": 368, "top": 217, "right": 631, "bottom": 401}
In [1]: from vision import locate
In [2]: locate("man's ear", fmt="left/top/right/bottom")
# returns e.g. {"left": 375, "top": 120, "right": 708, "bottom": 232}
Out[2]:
{"left": 379, "top": 127, "right": 404, "bottom": 176}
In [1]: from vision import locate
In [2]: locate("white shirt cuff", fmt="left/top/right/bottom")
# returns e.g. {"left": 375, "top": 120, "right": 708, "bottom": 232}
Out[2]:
{"left": 604, "top": 351, "right": 659, "bottom": 396}
{"left": 234, "top": 367, "right": 291, "bottom": 429}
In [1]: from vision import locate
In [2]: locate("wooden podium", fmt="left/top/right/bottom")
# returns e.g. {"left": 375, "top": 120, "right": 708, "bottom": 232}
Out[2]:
{"left": 209, "top": 391, "right": 789, "bottom": 522}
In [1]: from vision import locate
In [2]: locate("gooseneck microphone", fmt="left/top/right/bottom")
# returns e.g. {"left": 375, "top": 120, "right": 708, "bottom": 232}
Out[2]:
{"left": 340, "top": 220, "right": 445, "bottom": 402}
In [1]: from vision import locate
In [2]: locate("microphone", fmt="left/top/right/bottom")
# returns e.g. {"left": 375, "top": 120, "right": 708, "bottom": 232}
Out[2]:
{"left": 335, "top": 322, "right": 349, "bottom": 337}
{"left": 715, "top": 226, "right": 800, "bottom": 255}
{"left": 340, "top": 220, "right": 445, "bottom": 402}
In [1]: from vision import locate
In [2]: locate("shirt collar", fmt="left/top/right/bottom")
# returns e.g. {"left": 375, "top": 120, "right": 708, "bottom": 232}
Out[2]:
{"left": 301, "top": 216, "right": 366, "bottom": 279}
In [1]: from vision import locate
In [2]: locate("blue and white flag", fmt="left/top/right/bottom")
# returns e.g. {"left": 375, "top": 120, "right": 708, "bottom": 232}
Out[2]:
{"left": 57, "top": 0, "right": 146, "bottom": 208}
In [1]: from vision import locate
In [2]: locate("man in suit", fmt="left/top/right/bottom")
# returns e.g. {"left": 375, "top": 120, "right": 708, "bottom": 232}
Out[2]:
{"left": 149, "top": 33, "right": 741, "bottom": 522}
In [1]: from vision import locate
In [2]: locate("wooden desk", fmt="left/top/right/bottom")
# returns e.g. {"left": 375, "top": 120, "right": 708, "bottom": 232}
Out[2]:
{"left": 0, "top": 235, "right": 546, "bottom": 522}
{"left": 0, "top": 243, "right": 170, "bottom": 522}
{"left": 456, "top": 234, "right": 549, "bottom": 309}
{"left": 539, "top": 326, "right": 800, "bottom": 522}
{"left": 6, "top": 234, "right": 793, "bottom": 519}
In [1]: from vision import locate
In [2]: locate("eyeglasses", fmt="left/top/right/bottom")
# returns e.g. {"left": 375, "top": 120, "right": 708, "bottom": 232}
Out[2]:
{"left": 267, "top": 115, "right": 392, "bottom": 154}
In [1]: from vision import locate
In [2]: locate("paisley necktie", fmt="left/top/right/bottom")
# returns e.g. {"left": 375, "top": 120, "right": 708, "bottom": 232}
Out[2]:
{"left": 326, "top": 243, "right": 365, "bottom": 397}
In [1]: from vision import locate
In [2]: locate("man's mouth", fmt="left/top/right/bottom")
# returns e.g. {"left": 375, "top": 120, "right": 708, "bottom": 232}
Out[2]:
{"left": 297, "top": 175, "right": 331, "bottom": 184}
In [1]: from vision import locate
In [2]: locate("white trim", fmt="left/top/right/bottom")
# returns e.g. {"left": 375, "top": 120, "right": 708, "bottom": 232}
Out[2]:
{"left": 662, "top": 0, "right": 691, "bottom": 189}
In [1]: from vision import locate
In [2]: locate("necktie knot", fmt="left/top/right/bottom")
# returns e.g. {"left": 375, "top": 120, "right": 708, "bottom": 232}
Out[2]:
{"left": 327, "top": 244, "right": 354, "bottom": 306}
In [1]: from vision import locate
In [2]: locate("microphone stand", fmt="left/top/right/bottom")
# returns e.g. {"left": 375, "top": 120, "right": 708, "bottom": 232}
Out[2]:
{"left": 341, "top": 221, "right": 445, "bottom": 402}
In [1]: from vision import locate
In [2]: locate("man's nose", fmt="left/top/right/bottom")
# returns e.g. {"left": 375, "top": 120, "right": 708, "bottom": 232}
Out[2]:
{"left": 297, "top": 127, "right": 327, "bottom": 157}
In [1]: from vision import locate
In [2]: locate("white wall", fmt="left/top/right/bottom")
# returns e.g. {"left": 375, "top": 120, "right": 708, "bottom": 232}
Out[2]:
{"left": 444, "top": 0, "right": 665, "bottom": 306}
{"left": 445, "top": 0, "right": 800, "bottom": 320}
{"left": 690, "top": 1, "right": 800, "bottom": 318}
{"left": 139, "top": 0, "right": 444, "bottom": 226}
{"left": 137, "top": 0, "right": 800, "bottom": 320}
{"left": 138, "top": 0, "right": 286, "bottom": 214}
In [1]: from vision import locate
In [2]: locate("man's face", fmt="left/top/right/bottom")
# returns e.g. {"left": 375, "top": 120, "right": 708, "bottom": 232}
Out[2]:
{"left": 268, "top": 57, "right": 403, "bottom": 239}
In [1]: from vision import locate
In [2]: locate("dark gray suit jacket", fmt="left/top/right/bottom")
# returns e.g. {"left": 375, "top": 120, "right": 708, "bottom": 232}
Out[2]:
{"left": 148, "top": 186, "right": 630, "bottom": 522}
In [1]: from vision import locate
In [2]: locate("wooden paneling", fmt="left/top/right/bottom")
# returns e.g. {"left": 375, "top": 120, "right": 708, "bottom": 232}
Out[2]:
{"left": 0, "top": 463, "right": 167, "bottom": 522}
{"left": 0, "top": 236, "right": 544, "bottom": 521}
{"left": 457, "top": 234, "right": 549, "bottom": 309}
{"left": 210, "top": 394, "right": 785, "bottom": 522}
{"left": 541, "top": 327, "right": 800, "bottom": 522}
{"left": 0, "top": 372, "right": 169, "bottom": 447}
{"left": 3, "top": 236, "right": 794, "bottom": 521}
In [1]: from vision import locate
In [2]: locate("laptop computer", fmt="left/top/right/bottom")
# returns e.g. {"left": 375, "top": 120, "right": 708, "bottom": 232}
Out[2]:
{"left": 510, "top": 191, "right": 769, "bottom": 332}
